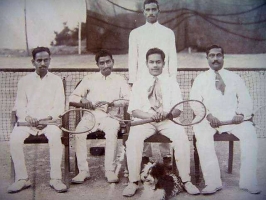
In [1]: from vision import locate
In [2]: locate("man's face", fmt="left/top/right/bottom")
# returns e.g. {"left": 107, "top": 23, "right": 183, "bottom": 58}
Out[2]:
{"left": 143, "top": 3, "right": 159, "bottom": 24}
{"left": 207, "top": 48, "right": 224, "bottom": 71}
{"left": 32, "top": 51, "right": 51, "bottom": 77}
{"left": 146, "top": 53, "right": 164, "bottom": 76}
{"left": 97, "top": 56, "right": 114, "bottom": 77}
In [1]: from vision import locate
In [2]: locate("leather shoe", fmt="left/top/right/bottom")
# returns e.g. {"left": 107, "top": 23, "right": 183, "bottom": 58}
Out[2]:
{"left": 184, "top": 182, "right": 200, "bottom": 195}
{"left": 71, "top": 171, "right": 90, "bottom": 184}
{"left": 7, "top": 179, "right": 31, "bottom": 193}
{"left": 240, "top": 186, "right": 261, "bottom": 194}
{"left": 122, "top": 182, "right": 139, "bottom": 197}
{"left": 201, "top": 185, "right": 223, "bottom": 194}
{"left": 49, "top": 179, "right": 67, "bottom": 193}
{"left": 105, "top": 171, "right": 119, "bottom": 183}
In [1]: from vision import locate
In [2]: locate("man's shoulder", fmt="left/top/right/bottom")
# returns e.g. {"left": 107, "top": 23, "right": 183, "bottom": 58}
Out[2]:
{"left": 158, "top": 23, "right": 174, "bottom": 33}
{"left": 130, "top": 24, "right": 145, "bottom": 34}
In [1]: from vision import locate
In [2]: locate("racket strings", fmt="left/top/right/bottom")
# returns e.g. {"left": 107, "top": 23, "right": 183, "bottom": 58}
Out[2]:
{"left": 171, "top": 100, "right": 206, "bottom": 126}
{"left": 253, "top": 106, "right": 266, "bottom": 130}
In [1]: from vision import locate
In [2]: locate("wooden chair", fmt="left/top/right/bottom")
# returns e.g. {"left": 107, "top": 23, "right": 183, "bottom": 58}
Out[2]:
{"left": 193, "top": 133, "right": 239, "bottom": 184}
{"left": 10, "top": 112, "right": 70, "bottom": 187}
{"left": 10, "top": 78, "right": 70, "bottom": 188}
{"left": 122, "top": 132, "right": 178, "bottom": 173}
{"left": 69, "top": 102, "right": 128, "bottom": 175}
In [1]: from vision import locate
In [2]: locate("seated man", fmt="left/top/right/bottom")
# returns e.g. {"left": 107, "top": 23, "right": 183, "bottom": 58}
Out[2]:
{"left": 69, "top": 50, "right": 130, "bottom": 184}
{"left": 190, "top": 44, "right": 260, "bottom": 194}
{"left": 123, "top": 48, "right": 199, "bottom": 197}
{"left": 8, "top": 47, "right": 67, "bottom": 193}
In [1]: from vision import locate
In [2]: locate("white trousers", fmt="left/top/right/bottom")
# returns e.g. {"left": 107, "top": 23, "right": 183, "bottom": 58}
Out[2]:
{"left": 10, "top": 125, "right": 63, "bottom": 181}
{"left": 74, "top": 110, "right": 120, "bottom": 172}
{"left": 126, "top": 120, "right": 191, "bottom": 183}
{"left": 193, "top": 119, "right": 258, "bottom": 188}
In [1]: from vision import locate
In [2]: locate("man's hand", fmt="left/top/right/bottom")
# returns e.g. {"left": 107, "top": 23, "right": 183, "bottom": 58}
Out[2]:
{"left": 80, "top": 98, "right": 94, "bottom": 109}
{"left": 206, "top": 114, "right": 221, "bottom": 128}
{"left": 232, "top": 114, "right": 244, "bottom": 124}
{"left": 151, "top": 111, "right": 168, "bottom": 123}
{"left": 94, "top": 101, "right": 109, "bottom": 107}
{"left": 25, "top": 116, "right": 39, "bottom": 127}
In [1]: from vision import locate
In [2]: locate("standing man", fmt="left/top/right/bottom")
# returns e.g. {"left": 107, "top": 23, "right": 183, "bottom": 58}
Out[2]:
{"left": 123, "top": 48, "right": 199, "bottom": 197}
{"left": 190, "top": 44, "right": 260, "bottom": 194}
{"left": 128, "top": 0, "right": 178, "bottom": 165}
{"left": 69, "top": 50, "right": 130, "bottom": 184}
{"left": 8, "top": 47, "right": 67, "bottom": 193}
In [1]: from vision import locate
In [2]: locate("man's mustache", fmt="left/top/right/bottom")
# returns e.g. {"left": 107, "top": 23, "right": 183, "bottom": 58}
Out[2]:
{"left": 212, "top": 61, "right": 220, "bottom": 64}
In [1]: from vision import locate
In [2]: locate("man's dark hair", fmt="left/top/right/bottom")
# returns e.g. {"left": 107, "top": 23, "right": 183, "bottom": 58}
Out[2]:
{"left": 206, "top": 44, "right": 224, "bottom": 56}
{"left": 95, "top": 49, "right": 113, "bottom": 63}
{"left": 32, "top": 47, "right": 50, "bottom": 59}
{"left": 143, "top": 0, "right": 159, "bottom": 9}
{"left": 146, "top": 48, "right": 165, "bottom": 62}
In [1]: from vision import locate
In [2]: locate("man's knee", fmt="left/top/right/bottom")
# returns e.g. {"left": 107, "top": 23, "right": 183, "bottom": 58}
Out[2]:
{"left": 45, "top": 125, "right": 62, "bottom": 142}
{"left": 10, "top": 127, "right": 29, "bottom": 145}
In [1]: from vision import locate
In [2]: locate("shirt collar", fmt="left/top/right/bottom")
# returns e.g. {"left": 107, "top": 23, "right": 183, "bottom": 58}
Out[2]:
{"left": 145, "top": 21, "right": 159, "bottom": 28}
{"left": 34, "top": 71, "right": 50, "bottom": 79}
{"left": 98, "top": 72, "right": 112, "bottom": 80}
{"left": 210, "top": 68, "right": 226, "bottom": 76}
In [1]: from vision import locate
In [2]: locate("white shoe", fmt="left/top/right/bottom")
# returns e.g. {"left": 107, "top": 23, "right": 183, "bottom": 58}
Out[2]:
{"left": 240, "top": 185, "right": 261, "bottom": 194}
{"left": 105, "top": 171, "right": 119, "bottom": 183}
{"left": 201, "top": 185, "right": 223, "bottom": 194}
{"left": 49, "top": 179, "right": 67, "bottom": 193}
{"left": 7, "top": 179, "right": 31, "bottom": 193}
{"left": 71, "top": 171, "right": 90, "bottom": 184}
{"left": 122, "top": 182, "right": 139, "bottom": 197}
{"left": 184, "top": 182, "right": 200, "bottom": 195}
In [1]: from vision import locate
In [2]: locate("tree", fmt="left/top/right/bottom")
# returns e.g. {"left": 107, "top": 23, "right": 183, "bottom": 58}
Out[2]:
{"left": 51, "top": 22, "right": 86, "bottom": 46}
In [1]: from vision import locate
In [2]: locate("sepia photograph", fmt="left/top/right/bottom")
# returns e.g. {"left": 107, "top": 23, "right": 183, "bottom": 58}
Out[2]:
{"left": 0, "top": 0, "right": 265, "bottom": 199}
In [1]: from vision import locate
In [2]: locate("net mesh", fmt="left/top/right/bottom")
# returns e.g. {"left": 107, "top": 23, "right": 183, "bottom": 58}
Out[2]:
{"left": 0, "top": 68, "right": 265, "bottom": 141}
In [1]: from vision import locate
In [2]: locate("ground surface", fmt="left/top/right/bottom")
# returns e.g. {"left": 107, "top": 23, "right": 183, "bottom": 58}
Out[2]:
{"left": 1, "top": 52, "right": 266, "bottom": 69}
{"left": 0, "top": 139, "right": 266, "bottom": 200}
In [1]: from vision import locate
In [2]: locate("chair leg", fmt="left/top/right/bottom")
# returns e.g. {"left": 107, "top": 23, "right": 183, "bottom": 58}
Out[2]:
{"left": 11, "top": 157, "right": 15, "bottom": 182}
{"left": 193, "top": 135, "right": 200, "bottom": 184}
{"left": 228, "top": 141, "right": 234, "bottom": 174}
{"left": 172, "top": 148, "right": 177, "bottom": 174}
{"left": 64, "top": 144, "right": 70, "bottom": 188}
{"left": 75, "top": 154, "right": 79, "bottom": 175}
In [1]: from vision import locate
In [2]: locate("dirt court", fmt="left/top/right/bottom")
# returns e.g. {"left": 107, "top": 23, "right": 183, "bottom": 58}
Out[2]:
{"left": 0, "top": 139, "right": 266, "bottom": 200}
{"left": 0, "top": 52, "right": 266, "bottom": 69}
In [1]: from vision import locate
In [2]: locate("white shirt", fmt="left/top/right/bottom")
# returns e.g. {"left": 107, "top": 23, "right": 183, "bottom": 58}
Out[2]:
{"left": 128, "top": 75, "right": 183, "bottom": 116}
{"left": 190, "top": 68, "right": 253, "bottom": 131}
{"left": 15, "top": 72, "right": 65, "bottom": 121}
{"left": 128, "top": 21, "right": 177, "bottom": 83}
{"left": 69, "top": 73, "right": 130, "bottom": 113}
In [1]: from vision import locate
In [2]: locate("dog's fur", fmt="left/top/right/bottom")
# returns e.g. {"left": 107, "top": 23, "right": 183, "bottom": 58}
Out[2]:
{"left": 138, "top": 162, "right": 183, "bottom": 200}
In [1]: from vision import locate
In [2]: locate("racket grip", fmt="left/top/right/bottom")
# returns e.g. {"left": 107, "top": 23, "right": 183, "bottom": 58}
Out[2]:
{"left": 69, "top": 102, "right": 85, "bottom": 108}
{"left": 130, "top": 118, "right": 154, "bottom": 126}
{"left": 17, "top": 122, "right": 30, "bottom": 126}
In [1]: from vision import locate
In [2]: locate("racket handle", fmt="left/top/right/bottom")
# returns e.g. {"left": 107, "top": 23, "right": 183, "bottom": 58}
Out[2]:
{"left": 130, "top": 118, "right": 154, "bottom": 126}
{"left": 219, "top": 119, "right": 251, "bottom": 126}
{"left": 17, "top": 121, "right": 49, "bottom": 126}
{"left": 69, "top": 102, "right": 85, "bottom": 108}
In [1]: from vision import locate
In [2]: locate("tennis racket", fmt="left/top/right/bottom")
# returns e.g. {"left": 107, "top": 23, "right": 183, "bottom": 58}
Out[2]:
{"left": 16, "top": 108, "right": 96, "bottom": 134}
{"left": 218, "top": 105, "right": 266, "bottom": 131}
{"left": 127, "top": 100, "right": 207, "bottom": 127}
{"left": 70, "top": 98, "right": 132, "bottom": 122}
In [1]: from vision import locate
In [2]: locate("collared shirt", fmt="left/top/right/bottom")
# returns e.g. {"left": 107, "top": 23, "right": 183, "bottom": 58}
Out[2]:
{"left": 128, "top": 21, "right": 177, "bottom": 83}
{"left": 190, "top": 68, "right": 253, "bottom": 131}
{"left": 69, "top": 73, "right": 130, "bottom": 113}
{"left": 128, "top": 74, "right": 183, "bottom": 116}
{"left": 14, "top": 72, "right": 65, "bottom": 121}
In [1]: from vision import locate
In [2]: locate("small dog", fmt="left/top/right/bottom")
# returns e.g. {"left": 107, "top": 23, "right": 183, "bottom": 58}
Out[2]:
{"left": 138, "top": 161, "right": 183, "bottom": 200}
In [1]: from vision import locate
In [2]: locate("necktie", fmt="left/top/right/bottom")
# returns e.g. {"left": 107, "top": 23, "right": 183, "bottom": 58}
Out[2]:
{"left": 215, "top": 71, "right": 226, "bottom": 95}
{"left": 148, "top": 77, "right": 163, "bottom": 112}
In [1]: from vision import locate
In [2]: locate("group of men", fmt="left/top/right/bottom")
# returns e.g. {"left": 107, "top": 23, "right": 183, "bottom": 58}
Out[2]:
{"left": 8, "top": 0, "right": 260, "bottom": 197}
